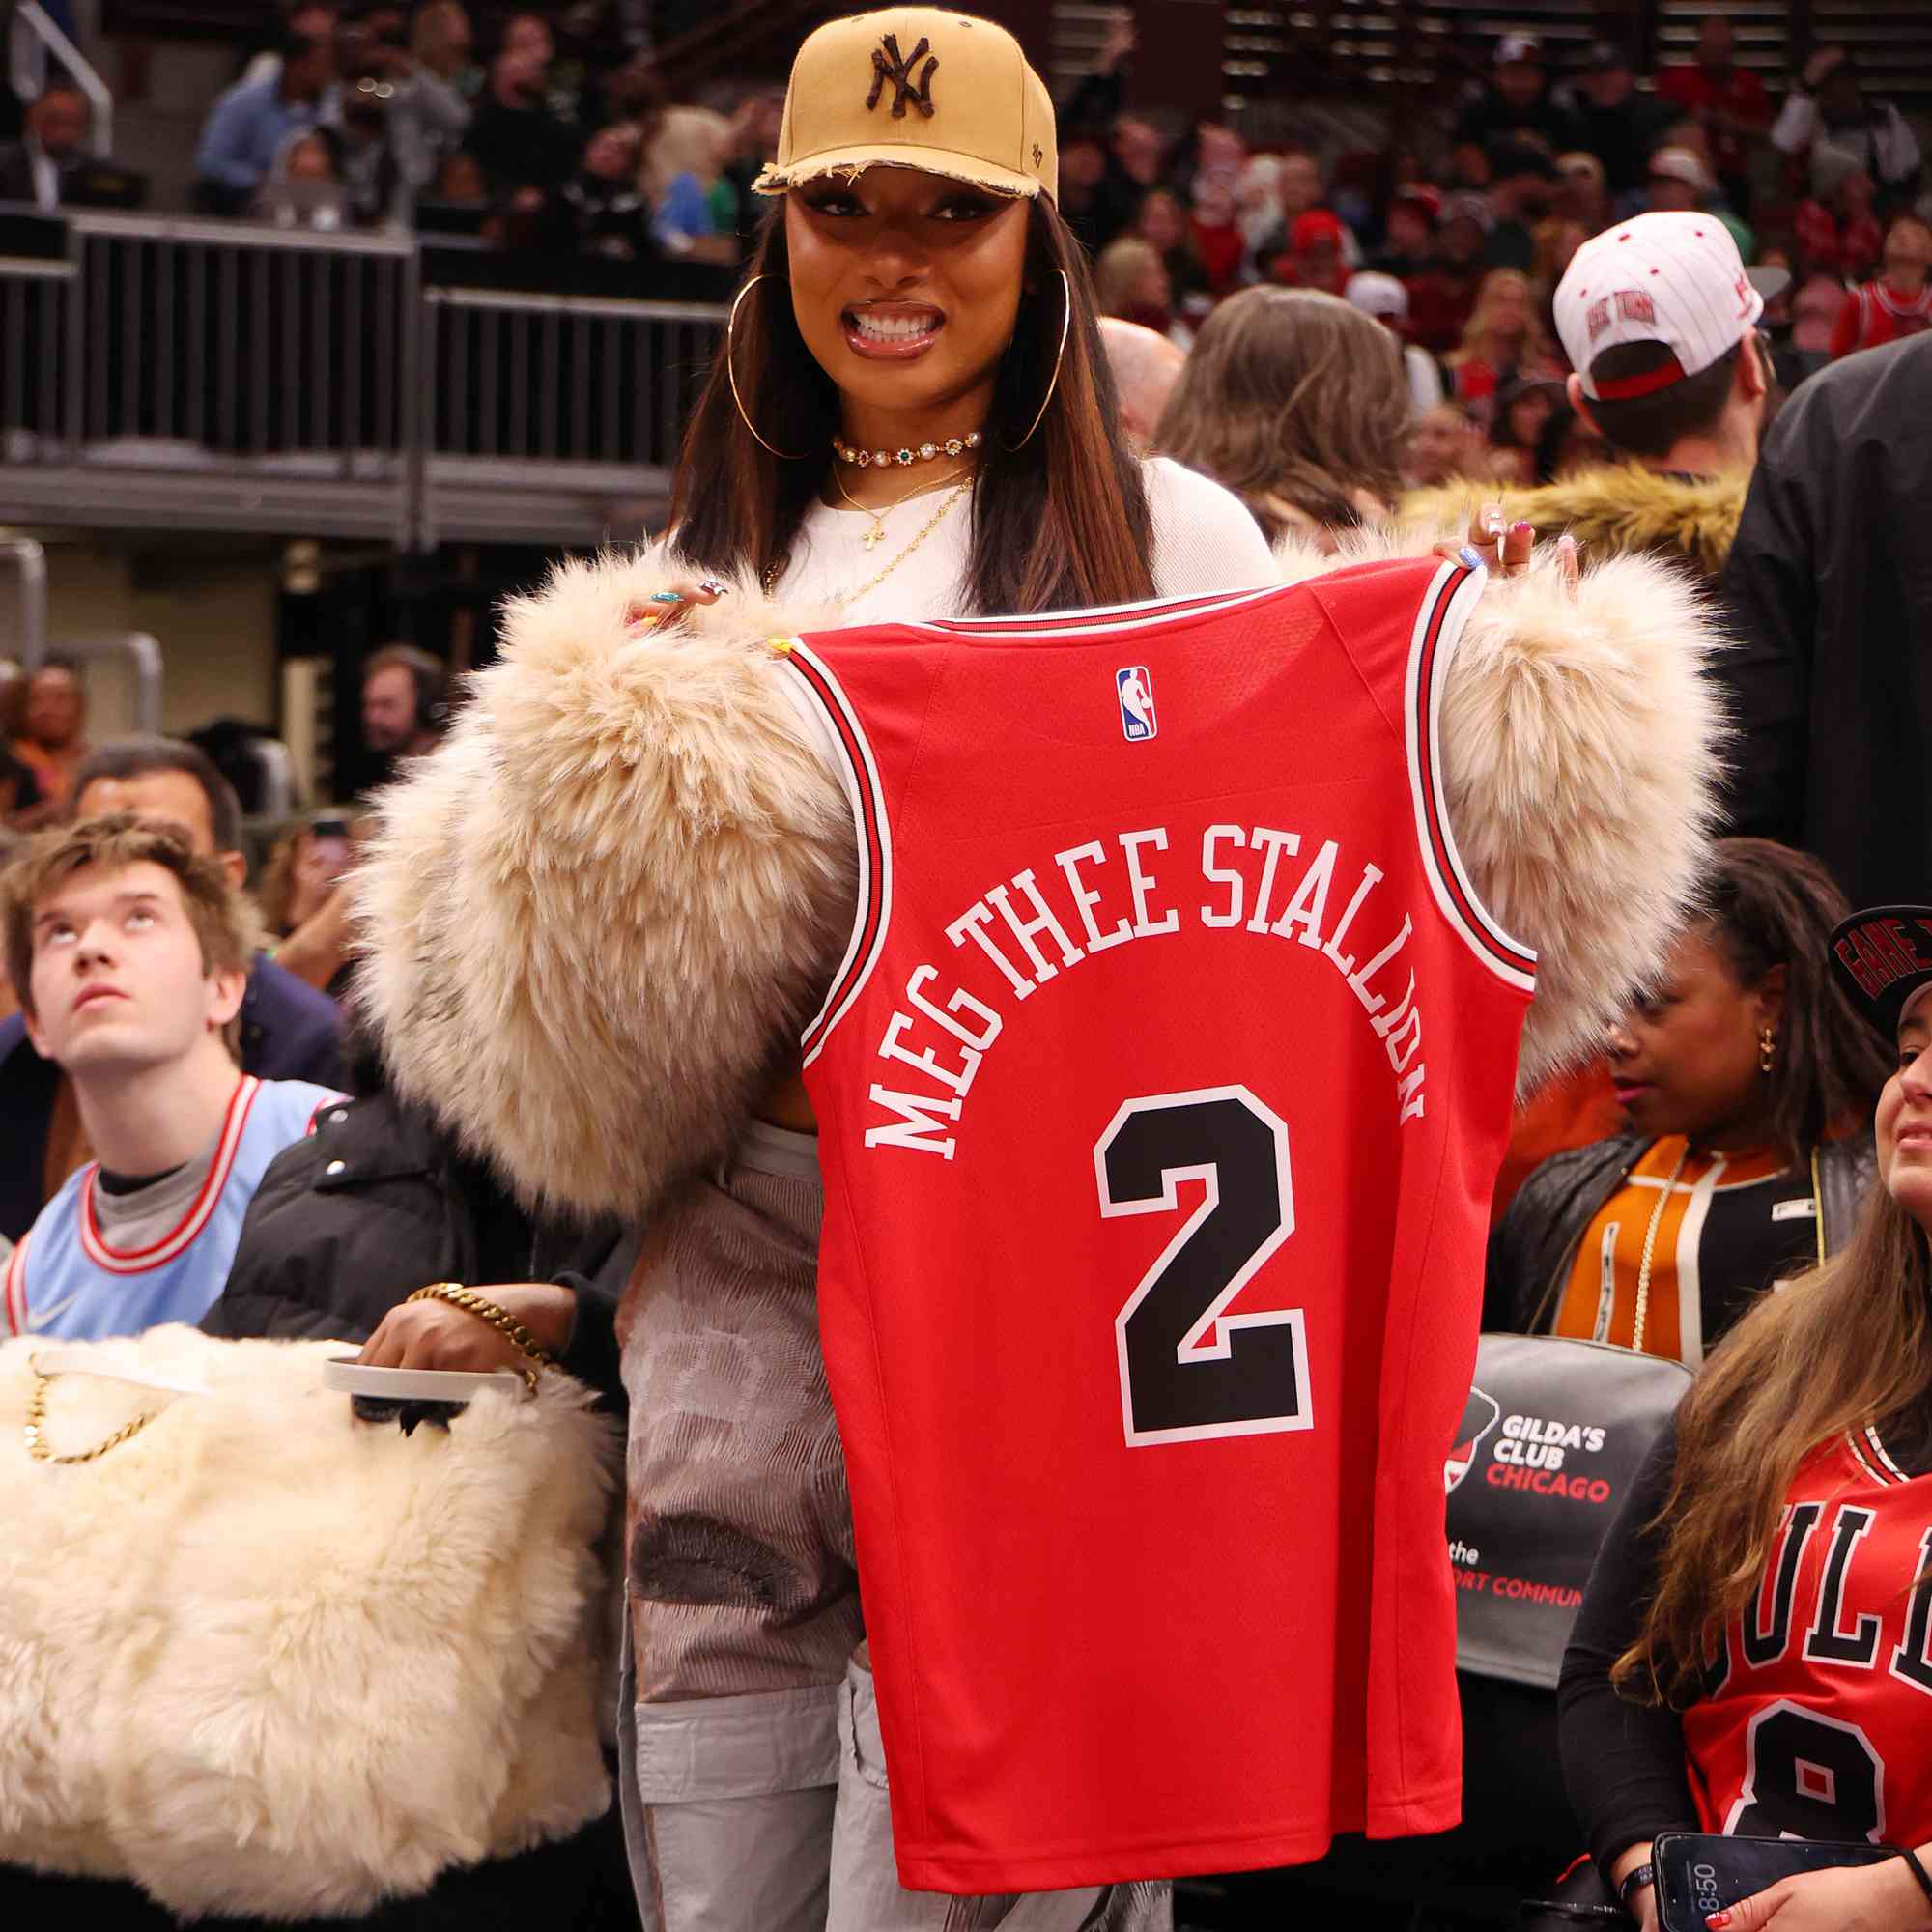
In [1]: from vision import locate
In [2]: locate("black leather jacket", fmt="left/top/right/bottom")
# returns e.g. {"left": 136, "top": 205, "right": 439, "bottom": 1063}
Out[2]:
{"left": 1485, "top": 1132, "right": 1877, "bottom": 1337}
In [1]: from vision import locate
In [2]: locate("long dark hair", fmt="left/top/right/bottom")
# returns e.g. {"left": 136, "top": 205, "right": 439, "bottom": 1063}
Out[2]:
{"left": 668, "top": 194, "right": 1154, "bottom": 615}
{"left": 1702, "top": 838, "right": 1890, "bottom": 1170}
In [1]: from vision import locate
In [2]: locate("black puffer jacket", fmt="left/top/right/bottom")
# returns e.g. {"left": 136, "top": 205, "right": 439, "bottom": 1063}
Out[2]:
{"left": 1486, "top": 1131, "right": 1876, "bottom": 1337}
{"left": 202, "top": 1054, "right": 631, "bottom": 1406}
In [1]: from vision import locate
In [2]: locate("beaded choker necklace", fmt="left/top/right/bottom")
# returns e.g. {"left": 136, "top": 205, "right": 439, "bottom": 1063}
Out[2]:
{"left": 833, "top": 430, "right": 983, "bottom": 469}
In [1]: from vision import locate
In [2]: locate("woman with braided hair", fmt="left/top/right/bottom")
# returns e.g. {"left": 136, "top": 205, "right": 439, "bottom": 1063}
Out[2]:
{"left": 355, "top": 9, "right": 1723, "bottom": 1927}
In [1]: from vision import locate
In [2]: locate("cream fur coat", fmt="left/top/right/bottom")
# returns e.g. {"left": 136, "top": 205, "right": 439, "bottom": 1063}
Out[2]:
{"left": 0, "top": 1327, "right": 618, "bottom": 1918}
{"left": 356, "top": 529, "right": 1725, "bottom": 1220}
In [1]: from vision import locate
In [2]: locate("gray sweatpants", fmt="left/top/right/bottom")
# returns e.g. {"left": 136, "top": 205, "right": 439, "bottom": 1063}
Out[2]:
{"left": 618, "top": 1631, "right": 1171, "bottom": 1932}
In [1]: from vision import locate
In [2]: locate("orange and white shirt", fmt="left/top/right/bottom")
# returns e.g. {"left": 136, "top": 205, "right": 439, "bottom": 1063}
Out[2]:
{"left": 1550, "top": 1136, "right": 1820, "bottom": 1365}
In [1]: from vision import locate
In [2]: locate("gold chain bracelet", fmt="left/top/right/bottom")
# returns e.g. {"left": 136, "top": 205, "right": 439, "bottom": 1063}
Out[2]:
{"left": 24, "top": 1363, "right": 158, "bottom": 1464}
{"left": 406, "top": 1283, "right": 552, "bottom": 1392}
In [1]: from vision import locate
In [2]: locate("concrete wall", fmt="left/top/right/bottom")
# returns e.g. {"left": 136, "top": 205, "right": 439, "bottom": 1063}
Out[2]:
{"left": 0, "top": 540, "right": 279, "bottom": 742}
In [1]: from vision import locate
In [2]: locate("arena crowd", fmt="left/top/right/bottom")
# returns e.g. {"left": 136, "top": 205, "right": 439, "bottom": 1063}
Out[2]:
{"left": 3, "top": 5, "right": 1932, "bottom": 1931}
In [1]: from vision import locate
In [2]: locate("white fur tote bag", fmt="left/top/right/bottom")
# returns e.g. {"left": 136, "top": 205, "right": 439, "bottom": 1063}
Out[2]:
{"left": 0, "top": 1325, "right": 619, "bottom": 1918}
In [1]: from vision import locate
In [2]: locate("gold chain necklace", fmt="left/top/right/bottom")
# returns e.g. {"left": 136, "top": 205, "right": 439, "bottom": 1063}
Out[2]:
{"left": 1630, "top": 1140, "right": 1692, "bottom": 1356}
{"left": 24, "top": 1361, "right": 159, "bottom": 1463}
{"left": 832, "top": 461, "right": 973, "bottom": 553}
{"left": 834, "top": 476, "right": 972, "bottom": 610}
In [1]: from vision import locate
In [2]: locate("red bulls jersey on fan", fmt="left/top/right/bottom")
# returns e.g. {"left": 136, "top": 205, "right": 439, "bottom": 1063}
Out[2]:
{"left": 786, "top": 558, "right": 1534, "bottom": 1891}
{"left": 1684, "top": 1430, "right": 1932, "bottom": 1849}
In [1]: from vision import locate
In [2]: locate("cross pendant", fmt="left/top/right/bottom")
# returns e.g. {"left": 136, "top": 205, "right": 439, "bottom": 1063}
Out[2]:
{"left": 863, "top": 526, "right": 885, "bottom": 551}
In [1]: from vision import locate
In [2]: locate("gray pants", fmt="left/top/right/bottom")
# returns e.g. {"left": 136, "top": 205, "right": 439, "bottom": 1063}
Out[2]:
{"left": 618, "top": 1630, "right": 1171, "bottom": 1932}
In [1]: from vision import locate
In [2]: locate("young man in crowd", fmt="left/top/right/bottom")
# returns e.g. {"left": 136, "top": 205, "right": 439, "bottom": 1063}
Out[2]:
{"left": 0, "top": 736, "right": 344, "bottom": 1243}
{"left": 1405, "top": 210, "right": 1782, "bottom": 1209}
{"left": 0, "top": 816, "right": 345, "bottom": 1339}
{"left": 193, "top": 29, "right": 338, "bottom": 214}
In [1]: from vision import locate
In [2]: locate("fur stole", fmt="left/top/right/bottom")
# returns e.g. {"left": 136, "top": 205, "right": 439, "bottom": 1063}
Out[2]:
{"left": 358, "top": 536, "right": 1725, "bottom": 1220}
{"left": 0, "top": 1327, "right": 618, "bottom": 1918}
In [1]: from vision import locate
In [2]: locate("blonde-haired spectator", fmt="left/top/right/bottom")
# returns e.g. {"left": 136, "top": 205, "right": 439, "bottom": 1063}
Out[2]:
{"left": 1445, "top": 267, "right": 1560, "bottom": 421}
{"left": 643, "top": 106, "right": 739, "bottom": 266}
{"left": 1094, "top": 235, "right": 1182, "bottom": 343}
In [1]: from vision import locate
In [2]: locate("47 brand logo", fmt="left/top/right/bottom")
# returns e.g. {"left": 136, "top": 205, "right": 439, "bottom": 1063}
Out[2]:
{"left": 867, "top": 34, "right": 938, "bottom": 119}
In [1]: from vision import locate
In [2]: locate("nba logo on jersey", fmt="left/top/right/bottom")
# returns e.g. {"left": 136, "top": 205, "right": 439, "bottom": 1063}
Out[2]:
{"left": 1116, "top": 665, "right": 1156, "bottom": 741}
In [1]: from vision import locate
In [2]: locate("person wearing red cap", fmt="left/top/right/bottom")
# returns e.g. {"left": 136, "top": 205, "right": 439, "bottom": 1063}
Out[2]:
{"left": 1265, "top": 207, "right": 1350, "bottom": 296}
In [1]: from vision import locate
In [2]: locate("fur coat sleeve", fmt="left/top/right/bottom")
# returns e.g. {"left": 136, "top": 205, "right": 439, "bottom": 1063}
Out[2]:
{"left": 356, "top": 538, "right": 1723, "bottom": 1220}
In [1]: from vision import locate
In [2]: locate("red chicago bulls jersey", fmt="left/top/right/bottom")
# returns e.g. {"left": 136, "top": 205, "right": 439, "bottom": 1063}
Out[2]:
{"left": 1685, "top": 1430, "right": 1932, "bottom": 1850}
{"left": 785, "top": 558, "right": 1533, "bottom": 1891}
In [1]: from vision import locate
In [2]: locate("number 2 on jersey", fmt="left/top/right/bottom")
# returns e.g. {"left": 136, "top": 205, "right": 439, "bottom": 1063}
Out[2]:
{"left": 1094, "top": 1086, "right": 1313, "bottom": 1445}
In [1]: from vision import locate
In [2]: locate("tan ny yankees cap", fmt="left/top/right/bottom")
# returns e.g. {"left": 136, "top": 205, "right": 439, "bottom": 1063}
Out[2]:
{"left": 752, "top": 8, "right": 1058, "bottom": 203}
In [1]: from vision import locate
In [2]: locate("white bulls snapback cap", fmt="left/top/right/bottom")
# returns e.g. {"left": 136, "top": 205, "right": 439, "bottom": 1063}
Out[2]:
{"left": 1553, "top": 212, "right": 1789, "bottom": 401}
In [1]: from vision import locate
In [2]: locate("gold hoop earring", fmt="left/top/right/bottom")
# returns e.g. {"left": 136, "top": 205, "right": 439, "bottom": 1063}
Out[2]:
{"left": 1001, "top": 269, "right": 1072, "bottom": 454}
{"left": 1759, "top": 1025, "right": 1778, "bottom": 1074}
{"left": 725, "top": 273, "right": 809, "bottom": 461}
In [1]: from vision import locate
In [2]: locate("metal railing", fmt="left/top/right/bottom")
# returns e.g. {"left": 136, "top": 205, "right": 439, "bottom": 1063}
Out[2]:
{"left": 9, "top": 3, "right": 114, "bottom": 157}
{"left": 0, "top": 208, "right": 728, "bottom": 548}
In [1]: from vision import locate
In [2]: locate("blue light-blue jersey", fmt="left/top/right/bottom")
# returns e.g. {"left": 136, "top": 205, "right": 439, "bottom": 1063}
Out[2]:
{"left": 3, "top": 1075, "right": 344, "bottom": 1340}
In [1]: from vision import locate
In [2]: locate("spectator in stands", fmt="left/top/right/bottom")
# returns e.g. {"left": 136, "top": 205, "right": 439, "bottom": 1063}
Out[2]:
{"left": 558, "top": 121, "right": 651, "bottom": 259}
{"left": 0, "top": 816, "right": 344, "bottom": 1340}
{"left": 384, "top": 0, "right": 473, "bottom": 199}
{"left": 1533, "top": 214, "right": 1588, "bottom": 292}
{"left": 465, "top": 43, "right": 578, "bottom": 198}
{"left": 1345, "top": 270, "right": 1446, "bottom": 411}
{"left": 1248, "top": 151, "right": 1354, "bottom": 281}
{"left": 1133, "top": 187, "right": 1208, "bottom": 313}
{"left": 1774, "top": 270, "right": 1848, "bottom": 389}
{"left": 1559, "top": 923, "right": 1932, "bottom": 1930}
{"left": 1368, "top": 184, "right": 1438, "bottom": 280}
{"left": 719, "top": 82, "right": 784, "bottom": 237}
{"left": 1831, "top": 214, "right": 1932, "bottom": 357}
{"left": 1186, "top": 170, "right": 1245, "bottom": 301}
{"left": 1096, "top": 317, "right": 1185, "bottom": 452}
{"left": 1794, "top": 162, "right": 1884, "bottom": 280}
{"left": 1403, "top": 400, "right": 1488, "bottom": 488}
{"left": 0, "top": 738, "right": 346, "bottom": 1246}
{"left": 10, "top": 659, "right": 88, "bottom": 814}
{"left": 1647, "top": 142, "right": 1755, "bottom": 258}
{"left": 1486, "top": 375, "right": 1561, "bottom": 485}
{"left": 1235, "top": 152, "right": 1283, "bottom": 259}
{"left": 1266, "top": 209, "right": 1350, "bottom": 298}
{"left": 1655, "top": 16, "right": 1772, "bottom": 212}
{"left": 1776, "top": 46, "right": 1923, "bottom": 202}
{"left": 0, "top": 81, "right": 89, "bottom": 212}
{"left": 1560, "top": 43, "right": 1672, "bottom": 200}
{"left": 1156, "top": 286, "right": 1407, "bottom": 548}
{"left": 1488, "top": 838, "right": 1883, "bottom": 1356}
{"left": 195, "top": 30, "right": 338, "bottom": 216}
{"left": 361, "top": 643, "right": 448, "bottom": 771}
{"left": 1094, "top": 235, "right": 1178, "bottom": 340}
{"left": 250, "top": 127, "right": 350, "bottom": 229}
{"left": 1406, "top": 191, "right": 1492, "bottom": 353}
{"left": 500, "top": 11, "right": 554, "bottom": 68}
{"left": 1721, "top": 332, "right": 1932, "bottom": 906}
{"left": 1483, "top": 143, "right": 1560, "bottom": 270}
{"left": 241, "top": 3, "right": 339, "bottom": 86}
{"left": 643, "top": 106, "right": 738, "bottom": 267}
{"left": 257, "top": 816, "right": 355, "bottom": 945}
{"left": 1557, "top": 151, "right": 1612, "bottom": 233}
{"left": 1444, "top": 267, "right": 1558, "bottom": 418}
{"left": 1454, "top": 34, "right": 1579, "bottom": 160}
{"left": 1110, "top": 113, "right": 1166, "bottom": 200}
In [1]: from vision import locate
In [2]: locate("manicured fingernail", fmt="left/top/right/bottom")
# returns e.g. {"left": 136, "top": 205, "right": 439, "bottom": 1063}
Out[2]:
{"left": 1511, "top": 520, "right": 1533, "bottom": 537}
{"left": 697, "top": 578, "right": 729, "bottom": 596}
{"left": 1706, "top": 1914, "right": 1731, "bottom": 1928}
{"left": 1483, "top": 505, "right": 1506, "bottom": 534}
{"left": 1458, "top": 545, "right": 1486, "bottom": 570}
{"left": 648, "top": 590, "right": 683, "bottom": 604}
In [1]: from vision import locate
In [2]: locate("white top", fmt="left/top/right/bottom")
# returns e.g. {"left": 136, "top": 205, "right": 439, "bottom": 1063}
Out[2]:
{"left": 773, "top": 455, "right": 1276, "bottom": 623}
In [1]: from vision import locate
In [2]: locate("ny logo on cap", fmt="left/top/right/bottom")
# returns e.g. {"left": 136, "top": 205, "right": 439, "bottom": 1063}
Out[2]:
{"left": 867, "top": 33, "right": 938, "bottom": 119}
